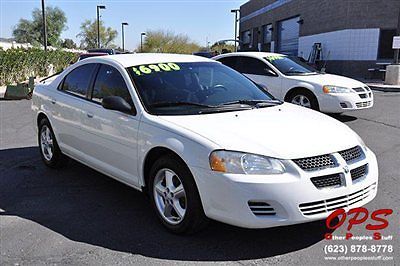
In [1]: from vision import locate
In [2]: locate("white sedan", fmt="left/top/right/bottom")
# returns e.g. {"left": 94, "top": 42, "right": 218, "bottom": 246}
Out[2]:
{"left": 32, "top": 53, "right": 378, "bottom": 234}
{"left": 213, "top": 52, "right": 374, "bottom": 113}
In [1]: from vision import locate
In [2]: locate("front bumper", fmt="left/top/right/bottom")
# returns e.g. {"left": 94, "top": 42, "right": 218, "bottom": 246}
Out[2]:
{"left": 190, "top": 148, "right": 378, "bottom": 229}
{"left": 318, "top": 90, "right": 374, "bottom": 113}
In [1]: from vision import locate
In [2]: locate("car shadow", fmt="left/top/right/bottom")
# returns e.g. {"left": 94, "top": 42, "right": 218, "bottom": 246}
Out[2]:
{"left": 0, "top": 147, "right": 334, "bottom": 261}
{"left": 327, "top": 113, "right": 358, "bottom": 123}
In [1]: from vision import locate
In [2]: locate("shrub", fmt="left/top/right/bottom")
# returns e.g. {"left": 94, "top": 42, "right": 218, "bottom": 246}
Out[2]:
{"left": 0, "top": 47, "right": 78, "bottom": 86}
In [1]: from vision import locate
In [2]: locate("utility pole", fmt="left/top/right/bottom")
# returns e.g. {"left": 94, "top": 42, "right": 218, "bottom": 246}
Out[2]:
{"left": 231, "top": 9, "right": 240, "bottom": 52}
{"left": 121, "top": 22, "right": 128, "bottom": 51}
{"left": 41, "top": 0, "right": 47, "bottom": 51}
{"left": 97, "top": 5, "right": 106, "bottom": 48}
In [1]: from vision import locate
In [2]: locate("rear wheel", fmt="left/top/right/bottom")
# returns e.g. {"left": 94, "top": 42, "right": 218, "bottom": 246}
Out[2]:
{"left": 149, "top": 155, "right": 208, "bottom": 234}
{"left": 287, "top": 89, "right": 319, "bottom": 111}
{"left": 38, "top": 118, "right": 68, "bottom": 168}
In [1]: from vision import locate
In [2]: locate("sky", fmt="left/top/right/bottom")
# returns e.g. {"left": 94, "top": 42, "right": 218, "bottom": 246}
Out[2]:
{"left": 0, "top": 0, "right": 247, "bottom": 50}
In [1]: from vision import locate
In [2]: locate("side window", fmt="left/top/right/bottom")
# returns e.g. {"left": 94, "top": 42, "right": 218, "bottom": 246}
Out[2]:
{"left": 61, "top": 64, "right": 97, "bottom": 97}
{"left": 218, "top": 57, "right": 240, "bottom": 71}
{"left": 91, "top": 64, "right": 133, "bottom": 106}
{"left": 238, "top": 57, "right": 271, "bottom": 75}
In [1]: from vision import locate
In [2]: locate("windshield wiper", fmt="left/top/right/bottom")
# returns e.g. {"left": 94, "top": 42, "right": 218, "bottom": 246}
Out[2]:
{"left": 149, "top": 101, "right": 216, "bottom": 108}
{"left": 219, "top": 99, "right": 281, "bottom": 107}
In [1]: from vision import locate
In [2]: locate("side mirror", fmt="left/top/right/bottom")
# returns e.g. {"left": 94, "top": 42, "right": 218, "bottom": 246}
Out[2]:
{"left": 265, "top": 68, "right": 278, "bottom": 77}
{"left": 256, "top": 83, "right": 269, "bottom": 92}
{"left": 102, "top": 96, "right": 136, "bottom": 115}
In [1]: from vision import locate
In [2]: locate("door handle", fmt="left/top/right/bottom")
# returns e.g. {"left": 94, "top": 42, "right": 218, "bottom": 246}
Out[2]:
{"left": 50, "top": 98, "right": 57, "bottom": 104}
{"left": 86, "top": 112, "right": 94, "bottom": 118}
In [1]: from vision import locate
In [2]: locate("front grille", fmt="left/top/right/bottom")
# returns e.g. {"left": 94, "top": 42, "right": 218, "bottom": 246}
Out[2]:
{"left": 299, "top": 183, "right": 377, "bottom": 216}
{"left": 311, "top": 173, "right": 343, "bottom": 189}
{"left": 248, "top": 201, "right": 276, "bottom": 216}
{"left": 293, "top": 154, "right": 336, "bottom": 171}
{"left": 351, "top": 164, "right": 368, "bottom": 181}
{"left": 356, "top": 101, "right": 372, "bottom": 108}
{"left": 339, "top": 146, "right": 363, "bottom": 163}
{"left": 353, "top": 87, "right": 366, "bottom": 92}
{"left": 359, "top": 94, "right": 367, "bottom": 99}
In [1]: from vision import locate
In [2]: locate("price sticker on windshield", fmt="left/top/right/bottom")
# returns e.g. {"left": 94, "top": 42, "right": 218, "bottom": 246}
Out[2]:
{"left": 131, "top": 63, "right": 181, "bottom": 76}
{"left": 266, "top": 55, "right": 284, "bottom": 61}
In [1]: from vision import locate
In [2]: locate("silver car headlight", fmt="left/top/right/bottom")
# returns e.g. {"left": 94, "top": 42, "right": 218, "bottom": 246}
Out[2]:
{"left": 323, "top": 85, "right": 353, "bottom": 94}
{"left": 209, "top": 150, "right": 285, "bottom": 175}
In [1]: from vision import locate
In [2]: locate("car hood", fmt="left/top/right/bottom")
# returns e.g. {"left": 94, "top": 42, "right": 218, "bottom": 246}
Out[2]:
{"left": 158, "top": 103, "right": 361, "bottom": 159}
{"left": 287, "top": 73, "right": 365, "bottom": 88}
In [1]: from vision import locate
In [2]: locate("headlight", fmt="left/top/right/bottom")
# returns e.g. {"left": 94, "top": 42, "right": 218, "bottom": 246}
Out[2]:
{"left": 209, "top": 150, "right": 285, "bottom": 175}
{"left": 323, "top": 85, "right": 353, "bottom": 94}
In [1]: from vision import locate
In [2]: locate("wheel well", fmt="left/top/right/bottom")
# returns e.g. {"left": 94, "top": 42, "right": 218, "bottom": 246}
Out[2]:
{"left": 37, "top": 113, "right": 48, "bottom": 127}
{"left": 284, "top": 87, "right": 314, "bottom": 102}
{"left": 142, "top": 147, "right": 186, "bottom": 192}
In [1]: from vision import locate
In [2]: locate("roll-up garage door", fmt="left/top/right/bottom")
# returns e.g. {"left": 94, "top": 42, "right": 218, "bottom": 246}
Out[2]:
{"left": 277, "top": 16, "right": 300, "bottom": 56}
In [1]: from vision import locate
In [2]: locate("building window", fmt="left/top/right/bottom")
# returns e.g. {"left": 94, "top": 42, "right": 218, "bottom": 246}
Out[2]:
{"left": 378, "top": 29, "right": 396, "bottom": 59}
{"left": 263, "top": 24, "right": 272, "bottom": 44}
{"left": 242, "top": 30, "right": 251, "bottom": 44}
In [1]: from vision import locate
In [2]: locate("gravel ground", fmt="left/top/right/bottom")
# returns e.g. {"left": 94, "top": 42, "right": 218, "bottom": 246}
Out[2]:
{"left": 0, "top": 91, "right": 399, "bottom": 265}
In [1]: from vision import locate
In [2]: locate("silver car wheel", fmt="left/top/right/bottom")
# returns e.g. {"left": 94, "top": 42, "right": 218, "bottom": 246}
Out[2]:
{"left": 291, "top": 94, "right": 311, "bottom": 108}
{"left": 153, "top": 168, "right": 187, "bottom": 225}
{"left": 40, "top": 125, "right": 54, "bottom": 161}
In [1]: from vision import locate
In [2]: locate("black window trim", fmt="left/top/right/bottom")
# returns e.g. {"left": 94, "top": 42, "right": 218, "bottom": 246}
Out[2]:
{"left": 87, "top": 63, "right": 138, "bottom": 116}
{"left": 57, "top": 63, "right": 99, "bottom": 102}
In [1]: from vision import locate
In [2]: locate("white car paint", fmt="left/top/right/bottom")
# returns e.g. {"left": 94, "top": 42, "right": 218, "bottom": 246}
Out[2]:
{"left": 213, "top": 52, "right": 374, "bottom": 113}
{"left": 32, "top": 53, "right": 378, "bottom": 229}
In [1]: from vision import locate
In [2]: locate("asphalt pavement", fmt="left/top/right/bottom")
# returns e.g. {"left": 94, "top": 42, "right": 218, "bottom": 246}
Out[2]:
{"left": 0, "top": 92, "right": 399, "bottom": 265}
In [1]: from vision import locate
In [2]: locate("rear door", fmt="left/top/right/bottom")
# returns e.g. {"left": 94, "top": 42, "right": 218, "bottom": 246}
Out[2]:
{"left": 53, "top": 63, "right": 98, "bottom": 158}
{"left": 79, "top": 63, "right": 140, "bottom": 186}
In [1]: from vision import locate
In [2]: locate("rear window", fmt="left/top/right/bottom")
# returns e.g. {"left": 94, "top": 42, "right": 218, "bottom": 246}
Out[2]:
{"left": 61, "top": 64, "right": 97, "bottom": 97}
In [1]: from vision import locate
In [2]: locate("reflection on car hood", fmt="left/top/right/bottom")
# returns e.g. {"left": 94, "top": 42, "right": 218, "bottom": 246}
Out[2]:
{"left": 158, "top": 103, "right": 360, "bottom": 159}
{"left": 287, "top": 73, "right": 366, "bottom": 88}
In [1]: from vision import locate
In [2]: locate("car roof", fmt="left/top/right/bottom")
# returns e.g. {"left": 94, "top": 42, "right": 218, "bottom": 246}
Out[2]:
{"left": 83, "top": 53, "right": 215, "bottom": 68}
{"left": 213, "top": 52, "right": 286, "bottom": 59}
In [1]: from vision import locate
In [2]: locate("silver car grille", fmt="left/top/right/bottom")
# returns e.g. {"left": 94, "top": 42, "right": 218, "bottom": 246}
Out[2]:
{"left": 293, "top": 154, "right": 336, "bottom": 171}
{"left": 299, "top": 183, "right": 377, "bottom": 216}
{"left": 339, "top": 146, "right": 363, "bottom": 163}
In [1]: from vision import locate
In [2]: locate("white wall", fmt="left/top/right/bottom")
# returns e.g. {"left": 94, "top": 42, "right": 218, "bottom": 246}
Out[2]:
{"left": 298, "top": 28, "right": 380, "bottom": 61}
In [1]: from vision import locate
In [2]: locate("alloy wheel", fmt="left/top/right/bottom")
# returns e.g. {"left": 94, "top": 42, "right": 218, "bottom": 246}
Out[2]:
{"left": 153, "top": 168, "right": 187, "bottom": 225}
{"left": 40, "top": 125, "right": 54, "bottom": 161}
{"left": 291, "top": 94, "right": 311, "bottom": 108}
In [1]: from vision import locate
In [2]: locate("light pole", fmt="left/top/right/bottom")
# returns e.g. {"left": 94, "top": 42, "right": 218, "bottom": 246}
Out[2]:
{"left": 231, "top": 9, "right": 240, "bottom": 52}
{"left": 395, "top": 7, "right": 400, "bottom": 64}
{"left": 121, "top": 22, "right": 128, "bottom": 51}
{"left": 141, "top": 32, "right": 146, "bottom": 52}
{"left": 96, "top": 5, "right": 106, "bottom": 48}
{"left": 41, "top": 0, "right": 47, "bottom": 51}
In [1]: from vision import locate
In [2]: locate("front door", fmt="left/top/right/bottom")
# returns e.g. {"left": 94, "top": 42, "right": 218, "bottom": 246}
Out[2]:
{"left": 237, "top": 56, "right": 283, "bottom": 99}
{"left": 80, "top": 63, "right": 140, "bottom": 186}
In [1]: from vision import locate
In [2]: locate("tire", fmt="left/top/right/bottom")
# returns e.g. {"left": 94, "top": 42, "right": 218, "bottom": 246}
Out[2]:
{"left": 287, "top": 89, "right": 319, "bottom": 111}
{"left": 38, "top": 118, "right": 68, "bottom": 168}
{"left": 148, "top": 155, "right": 208, "bottom": 234}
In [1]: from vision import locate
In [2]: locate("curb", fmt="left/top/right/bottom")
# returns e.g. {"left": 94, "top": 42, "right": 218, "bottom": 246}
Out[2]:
{"left": 369, "top": 86, "right": 400, "bottom": 93}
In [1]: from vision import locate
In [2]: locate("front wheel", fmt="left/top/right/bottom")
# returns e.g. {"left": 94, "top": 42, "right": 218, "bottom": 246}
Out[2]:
{"left": 149, "top": 155, "right": 208, "bottom": 234}
{"left": 287, "top": 90, "right": 319, "bottom": 111}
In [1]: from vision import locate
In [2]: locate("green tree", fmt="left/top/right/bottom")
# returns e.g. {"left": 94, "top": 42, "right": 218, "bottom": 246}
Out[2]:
{"left": 12, "top": 6, "right": 67, "bottom": 47}
{"left": 210, "top": 41, "right": 235, "bottom": 54}
{"left": 140, "top": 30, "right": 200, "bottom": 54}
{"left": 77, "top": 19, "right": 118, "bottom": 49}
{"left": 61, "top": 38, "right": 77, "bottom": 49}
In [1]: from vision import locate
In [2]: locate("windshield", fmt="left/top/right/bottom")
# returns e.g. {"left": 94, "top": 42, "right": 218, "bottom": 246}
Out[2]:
{"left": 127, "top": 62, "right": 278, "bottom": 115}
{"left": 264, "top": 55, "right": 317, "bottom": 75}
